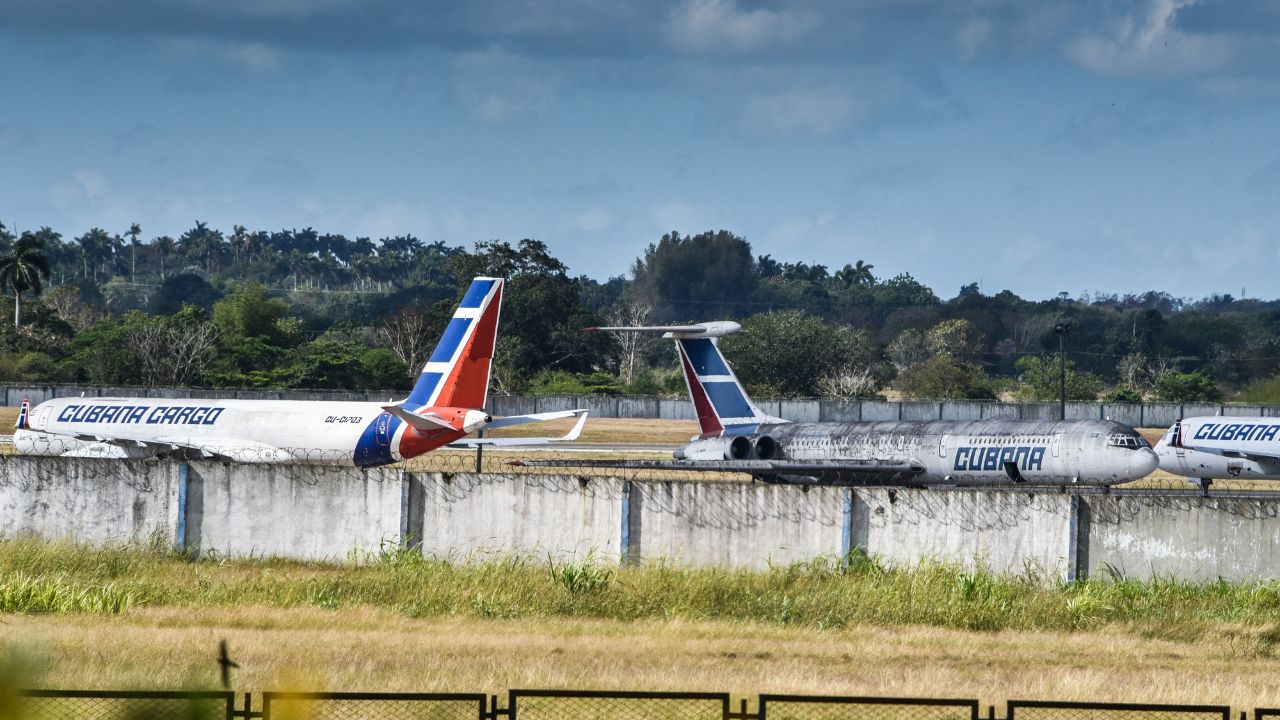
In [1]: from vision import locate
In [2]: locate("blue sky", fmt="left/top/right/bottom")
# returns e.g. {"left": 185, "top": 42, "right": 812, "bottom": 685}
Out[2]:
{"left": 3, "top": 0, "right": 1280, "bottom": 300}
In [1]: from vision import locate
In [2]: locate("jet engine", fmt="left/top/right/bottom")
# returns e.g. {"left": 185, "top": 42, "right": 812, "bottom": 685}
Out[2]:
{"left": 675, "top": 434, "right": 781, "bottom": 461}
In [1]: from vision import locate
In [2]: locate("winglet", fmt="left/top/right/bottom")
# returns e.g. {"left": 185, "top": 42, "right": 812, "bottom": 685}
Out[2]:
{"left": 15, "top": 399, "right": 29, "bottom": 430}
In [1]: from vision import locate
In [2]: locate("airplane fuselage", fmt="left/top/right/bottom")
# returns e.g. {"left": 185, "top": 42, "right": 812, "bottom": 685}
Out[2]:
{"left": 1155, "top": 416, "right": 1280, "bottom": 481}
{"left": 14, "top": 397, "right": 465, "bottom": 467}
{"left": 679, "top": 419, "right": 1158, "bottom": 486}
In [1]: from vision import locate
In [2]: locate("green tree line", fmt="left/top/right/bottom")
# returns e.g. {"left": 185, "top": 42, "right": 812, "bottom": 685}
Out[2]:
{"left": 0, "top": 222, "right": 1275, "bottom": 403}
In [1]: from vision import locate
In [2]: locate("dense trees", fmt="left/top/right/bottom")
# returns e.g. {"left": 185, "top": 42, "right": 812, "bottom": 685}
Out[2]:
{"left": 0, "top": 231, "right": 52, "bottom": 327}
{"left": 2, "top": 220, "right": 1278, "bottom": 401}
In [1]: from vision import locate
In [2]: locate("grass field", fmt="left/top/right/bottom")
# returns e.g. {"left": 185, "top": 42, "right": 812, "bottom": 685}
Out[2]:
{"left": 5, "top": 539, "right": 1280, "bottom": 705}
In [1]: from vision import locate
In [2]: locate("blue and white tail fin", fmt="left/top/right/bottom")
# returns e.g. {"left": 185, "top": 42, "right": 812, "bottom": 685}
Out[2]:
{"left": 402, "top": 277, "right": 503, "bottom": 412}
{"left": 586, "top": 321, "right": 786, "bottom": 438}
{"left": 15, "top": 399, "right": 30, "bottom": 430}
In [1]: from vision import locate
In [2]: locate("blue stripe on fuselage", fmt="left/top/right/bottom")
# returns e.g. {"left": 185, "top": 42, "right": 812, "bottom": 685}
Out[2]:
{"left": 702, "top": 381, "right": 754, "bottom": 420}
{"left": 354, "top": 412, "right": 404, "bottom": 468}
{"left": 679, "top": 338, "right": 731, "bottom": 376}
{"left": 459, "top": 279, "right": 496, "bottom": 308}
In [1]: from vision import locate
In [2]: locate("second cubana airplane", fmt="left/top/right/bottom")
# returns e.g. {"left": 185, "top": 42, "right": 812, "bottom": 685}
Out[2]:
{"left": 13, "top": 277, "right": 587, "bottom": 467}
{"left": 1153, "top": 415, "right": 1280, "bottom": 491}
{"left": 518, "top": 321, "right": 1158, "bottom": 487}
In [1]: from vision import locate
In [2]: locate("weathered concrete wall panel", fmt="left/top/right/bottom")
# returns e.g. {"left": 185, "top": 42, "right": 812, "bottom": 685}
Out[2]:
{"left": 418, "top": 474, "right": 623, "bottom": 562}
{"left": 0, "top": 457, "right": 178, "bottom": 545}
{"left": 186, "top": 463, "right": 403, "bottom": 561}
{"left": 632, "top": 481, "right": 845, "bottom": 568}
{"left": 856, "top": 488, "right": 1074, "bottom": 576}
{"left": 1086, "top": 495, "right": 1280, "bottom": 582}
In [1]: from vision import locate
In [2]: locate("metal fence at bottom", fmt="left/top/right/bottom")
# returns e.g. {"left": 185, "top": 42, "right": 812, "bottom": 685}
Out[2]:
{"left": 508, "top": 690, "right": 730, "bottom": 720}
{"left": 758, "top": 695, "right": 980, "bottom": 720}
{"left": 262, "top": 692, "right": 488, "bottom": 720}
{"left": 1007, "top": 701, "right": 1232, "bottom": 720}
{"left": 14, "top": 690, "right": 234, "bottom": 720}
{"left": 10, "top": 691, "right": 1254, "bottom": 720}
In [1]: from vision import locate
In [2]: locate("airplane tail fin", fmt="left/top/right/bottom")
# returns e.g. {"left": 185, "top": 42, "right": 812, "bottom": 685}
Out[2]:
{"left": 586, "top": 321, "right": 785, "bottom": 437}
{"left": 15, "top": 398, "right": 29, "bottom": 430}
{"left": 403, "top": 277, "right": 503, "bottom": 411}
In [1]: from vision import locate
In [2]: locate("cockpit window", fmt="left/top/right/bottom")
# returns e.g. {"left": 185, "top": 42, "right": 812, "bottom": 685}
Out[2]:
{"left": 1107, "top": 433, "right": 1150, "bottom": 449}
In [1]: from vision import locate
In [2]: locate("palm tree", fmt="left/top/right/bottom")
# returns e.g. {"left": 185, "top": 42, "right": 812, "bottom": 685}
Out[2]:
{"left": 837, "top": 260, "right": 876, "bottom": 287}
{"left": 127, "top": 223, "right": 141, "bottom": 282}
{"left": 154, "top": 235, "right": 175, "bottom": 279}
{"left": 0, "top": 233, "right": 52, "bottom": 327}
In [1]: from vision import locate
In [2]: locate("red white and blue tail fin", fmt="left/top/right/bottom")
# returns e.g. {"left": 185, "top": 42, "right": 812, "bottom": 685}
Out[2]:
{"left": 586, "top": 322, "right": 786, "bottom": 438}
{"left": 15, "top": 399, "right": 30, "bottom": 429}
{"left": 403, "top": 277, "right": 503, "bottom": 411}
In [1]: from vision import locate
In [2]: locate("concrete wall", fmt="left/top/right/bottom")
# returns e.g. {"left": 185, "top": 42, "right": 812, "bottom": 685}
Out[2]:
{"left": 630, "top": 481, "right": 845, "bottom": 568}
{"left": 855, "top": 488, "right": 1076, "bottom": 576}
{"left": 1085, "top": 495, "right": 1280, "bottom": 582}
{"left": 0, "top": 457, "right": 179, "bottom": 545}
{"left": 10, "top": 456, "right": 1280, "bottom": 582}
{"left": 416, "top": 473, "right": 623, "bottom": 561}
{"left": 8, "top": 384, "right": 1280, "bottom": 427}
{"left": 185, "top": 463, "right": 404, "bottom": 561}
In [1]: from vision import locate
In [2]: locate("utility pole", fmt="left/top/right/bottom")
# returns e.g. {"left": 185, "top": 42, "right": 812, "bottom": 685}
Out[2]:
{"left": 1054, "top": 321, "right": 1070, "bottom": 420}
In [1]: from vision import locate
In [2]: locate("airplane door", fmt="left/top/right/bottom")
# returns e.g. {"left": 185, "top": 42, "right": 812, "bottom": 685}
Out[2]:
{"left": 1051, "top": 434, "right": 1061, "bottom": 458}
{"left": 938, "top": 434, "right": 949, "bottom": 458}
{"left": 34, "top": 405, "right": 52, "bottom": 428}
{"left": 375, "top": 414, "right": 393, "bottom": 447}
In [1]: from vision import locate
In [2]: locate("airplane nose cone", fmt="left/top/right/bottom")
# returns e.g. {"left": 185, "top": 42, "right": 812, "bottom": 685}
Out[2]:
{"left": 1130, "top": 448, "right": 1159, "bottom": 478}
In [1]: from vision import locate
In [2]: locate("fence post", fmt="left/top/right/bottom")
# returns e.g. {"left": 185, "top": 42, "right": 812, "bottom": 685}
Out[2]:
{"left": 1068, "top": 494, "right": 1090, "bottom": 581}
{"left": 175, "top": 463, "right": 188, "bottom": 553}
{"left": 841, "top": 487, "right": 853, "bottom": 565}
{"left": 620, "top": 480, "right": 633, "bottom": 566}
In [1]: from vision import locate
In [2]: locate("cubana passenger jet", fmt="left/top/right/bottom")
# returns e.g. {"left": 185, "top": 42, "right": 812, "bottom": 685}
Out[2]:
{"left": 1154, "top": 416, "right": 1280, "bottom": 491}
{"left": 520, "top": 321, "right": 1157, "bottom": 487}
{"left": 13, "top": 277, "right": 587, "bottom": 467}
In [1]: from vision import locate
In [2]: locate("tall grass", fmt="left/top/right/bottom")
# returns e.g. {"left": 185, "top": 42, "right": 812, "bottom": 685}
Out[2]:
{"left": 5, "top": 538, "right": 1280, "bottom": 643}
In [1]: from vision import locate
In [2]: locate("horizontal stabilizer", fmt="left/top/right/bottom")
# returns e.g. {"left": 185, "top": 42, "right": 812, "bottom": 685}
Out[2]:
{"left": 382, "top": 405, "right": 459, "bottom": 432}
{"left": 451, "top": 409, "right": 588, "bottom": 447}
{"left": 586, "top": 321, "right": 742, "bottom": 339}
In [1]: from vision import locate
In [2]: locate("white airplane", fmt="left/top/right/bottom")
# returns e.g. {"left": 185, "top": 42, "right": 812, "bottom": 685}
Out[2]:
{"left": 13, "top": 277, "right": 587, "bottom": 466}
{"left": 1154, "top": 416, "right": 1280, "bottom": 491}
{"left": 517, "top": 321, "right": 1158, "bottom": 487}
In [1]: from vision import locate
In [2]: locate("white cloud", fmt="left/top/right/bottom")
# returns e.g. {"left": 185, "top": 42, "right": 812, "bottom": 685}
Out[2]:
{"left": 651, "top": 201, "right": 714, "bottom": 234}
{"left": 576, "top": 208, "right": 614, "bottom": 233}
{"left": 741, "top": 86, "right": 858, "bottom": 137}
{"left": 1067, "top": 0, "right": 1231, "bottom": 77}
{"left": 450, "top": 49, "right": 559, "bottom": 124}
{"left": 953, "top": 17, "right": 992, "bottom": 60}
{"left": 223, "top": 42, "right": 283, "bottom": 74}
{"left": 667, "top": 0, "right": 817, "bottom": 54}
{"left": 72, "top": 170, "right": 107, "bottom": 201}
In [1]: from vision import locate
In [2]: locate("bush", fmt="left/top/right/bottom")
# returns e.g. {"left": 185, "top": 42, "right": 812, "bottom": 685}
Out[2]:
{"left": 1155, "top": 371, "right": 1222, "bottom": 402}
{"left": 1236, "top": 376, "right": 1280, "bottom": 404}
{"left": 1102, "top": 387, "right": 1144, "bottom": 403}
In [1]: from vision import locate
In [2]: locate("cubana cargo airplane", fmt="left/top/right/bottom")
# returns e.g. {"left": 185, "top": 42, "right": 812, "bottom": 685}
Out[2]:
{"left": 13, "top": 277, "right": 587, "bottom": 467}
{"left": 1154, "top": 416, "right": 1280, "bottom": 491}
{"left": 519, "top": 321, "right": 1158, "bottom": 487}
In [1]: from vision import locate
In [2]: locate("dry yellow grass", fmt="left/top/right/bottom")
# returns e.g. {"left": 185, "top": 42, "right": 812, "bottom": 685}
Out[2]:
{"left": 0, "top": 406, "right": 19, "bottom": 430}
{"left": 3, "top": 608, "right": 1278, "bottom": 708}
{"left": 482, "top": 416, "right": 699, "bottom": 444}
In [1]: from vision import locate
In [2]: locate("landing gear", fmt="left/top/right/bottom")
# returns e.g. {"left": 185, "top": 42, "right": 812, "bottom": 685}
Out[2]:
{"left": 1193, "top": 477, "right": 1212, "bottom": 496}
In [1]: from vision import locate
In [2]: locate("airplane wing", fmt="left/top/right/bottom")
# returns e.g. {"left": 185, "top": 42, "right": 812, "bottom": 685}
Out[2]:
{"left": 1181, "top": 444, "right": 1280, "bottom": 464}
{"left": 451, "top": 410, "right": 589, "bottom": 447}
{"left": 59, "top": 429, "right": 295, "bottom": 463}
{"left": 507, "top": 457, "right": 926, "bottom": 483}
